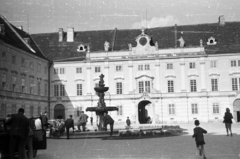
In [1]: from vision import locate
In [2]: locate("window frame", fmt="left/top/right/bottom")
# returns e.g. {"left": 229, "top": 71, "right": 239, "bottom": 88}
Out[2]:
{"left": 213, "top": 103, "right": 220, "bottom": 114}
{"left": 190, "top": 79, "right": 197, "bottom": 92}
{"left": 169, "top": 104, "right": 175, "bottom": 115}
{"left": 167, "top": 63, "right": 173, "bottom": 70}
{"left": 168, "top": 80, "right": 174, "bottom": 93}
{"left": 76, "top": 67, "right": 82, "bottom": 74}
{"left": 77, "top": 83, "right": 83, "bottom": 96}
{"left": 191, "top": 103, "right": 198, "bottom": 114}
{"left": 116, "top": 82, "right": 123, "bottom": 94}
{"left": 189, "top": 62, "right": 196, "bottom": 69}
{"left": 211, "top": 78, "right": 218, "bottom": 91}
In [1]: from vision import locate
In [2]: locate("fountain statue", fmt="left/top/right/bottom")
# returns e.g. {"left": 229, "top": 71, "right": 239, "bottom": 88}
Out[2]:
{"left": 86, "top": 74, "right": 118, "bottom": 131}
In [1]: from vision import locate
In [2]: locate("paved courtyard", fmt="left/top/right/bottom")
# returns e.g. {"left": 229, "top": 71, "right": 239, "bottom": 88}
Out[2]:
{"left": 36, "top": 123, "right": 240, "bottom": 159}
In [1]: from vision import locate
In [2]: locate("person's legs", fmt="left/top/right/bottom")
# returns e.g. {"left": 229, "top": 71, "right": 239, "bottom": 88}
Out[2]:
{"left": 66, "top": 127, "right": 70, "bottom": 139}
{"left": 9, "top": 136, "right": 17, "bottom": 159}
{"left": 27, "top": 136, "right": 33, "bottom": 159}
{"left": 225, "top": 123, "right": 229, "bottom": 136}
{"left": 18, "top": 137, "right": 27, "bottom": 159}
{"left": 201, "top": 145, "right": 206, "bottom": 159}
{"left": 77, "top": 123, "right": 82, "bottom": 131}
{"left": 110, "top": 122, "right": 114, "bottom": 136}
{"left": 82, "top": 123, "right": 86, "bottom": 132}
{"left": 229, "top": 123, "right": 232, "bottom": 136}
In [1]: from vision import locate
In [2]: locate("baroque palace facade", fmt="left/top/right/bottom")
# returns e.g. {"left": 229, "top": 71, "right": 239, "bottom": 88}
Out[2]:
{"left": 1, "top": 14, "right": 240, "bottom": 124}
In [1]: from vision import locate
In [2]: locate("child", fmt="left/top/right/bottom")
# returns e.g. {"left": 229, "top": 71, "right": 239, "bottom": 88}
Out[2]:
{"left": 192, "top": 120, "right": 207, "bottom": 159}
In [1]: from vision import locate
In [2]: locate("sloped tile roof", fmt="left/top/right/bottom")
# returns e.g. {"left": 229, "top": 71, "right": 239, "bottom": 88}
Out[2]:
{"left": 31, "top": 22, "right": 240, "bottom": 61}
{"left": 0, "top": 15, "right": 49, "bottom": 61}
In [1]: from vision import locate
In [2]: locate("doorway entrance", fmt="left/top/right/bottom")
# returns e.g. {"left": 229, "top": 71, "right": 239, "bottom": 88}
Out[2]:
{"left": 138, "top": 100, "right": 151, "bottom": 124}
{"left": 233, "top": 99, "right": 240, "bottom": 122}
{"left": 54, "top": 104, "right": 65, "bottom": 119}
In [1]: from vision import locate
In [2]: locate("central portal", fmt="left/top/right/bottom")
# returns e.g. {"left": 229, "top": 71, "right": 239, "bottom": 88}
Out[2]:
{"left": 138, "top": 100, "right": 151, "bottom": 124}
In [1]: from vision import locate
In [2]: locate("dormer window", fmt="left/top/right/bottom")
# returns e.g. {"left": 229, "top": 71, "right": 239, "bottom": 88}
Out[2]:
{"left": 24, "top": 38, "right": 30, "bottom": 44}
{"left": 207, "top": 37, "right": 217, "bottom": 45}
{"left": 0, "top": 24, "right": 5, "bottom": 35}
{"left": 77, "top": 44, "right": 86, "bottom": 52}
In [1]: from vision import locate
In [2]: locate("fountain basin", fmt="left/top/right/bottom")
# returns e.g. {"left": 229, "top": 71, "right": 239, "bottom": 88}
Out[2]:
{"left": 94, "top": 87, "right": 109, "bottom": 92}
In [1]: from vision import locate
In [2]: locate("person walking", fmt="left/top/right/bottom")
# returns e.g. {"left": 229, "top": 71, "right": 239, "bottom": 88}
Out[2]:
{"left": 90, "top": 117, "right": 93, "bottom": 125}
{"left": 223, "top": 108, "right": 233, "bottom": 136}
{"left": 41, "top": 111, "right": 48, "bottom": 130}
{"left": 65, "top": 115, "right": 74, "bottom": 139}
{"left": 192, "top": 120, "right": 207, "bottom": 159}
{"left": 103, "top": 112, "right": 114, "bottom": 136}
{"left": 6, "top": 108, "right": 29, "bottom": 159}
{"left": 126, "top": 117, "right": 131, "bottom": 127}
{"left": 77, "top": 111, "right": 88, "bottom": 132}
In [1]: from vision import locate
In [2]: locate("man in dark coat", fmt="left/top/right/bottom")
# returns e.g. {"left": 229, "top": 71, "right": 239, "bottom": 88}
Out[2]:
{"left": 77, "top": 111, "right": 88, "bottom": 132}
{"left": 65, "top": 115, "right": 74, "bottom": 139}
{"left": 7, "top": 108, "right": 29, "bottom": 159}
{"left": 103, "top": 112, "right": 114, "bottom": 136}
{"left": 41, "top": 111, "right": 48, "bottom": 130}
{"left": 223, "top": 108, "right": 233, "bottom": 136}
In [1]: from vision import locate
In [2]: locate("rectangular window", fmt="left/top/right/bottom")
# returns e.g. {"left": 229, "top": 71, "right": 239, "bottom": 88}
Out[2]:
{"left": 145, "top": 81, "right": 150, "bottom": 93}
{"left": 189, "top": 62, "right": 195, "bottom": 69}
{"left": 11, "top": 104, "right": 16, "bottom": 114}
{"left": 1, "top": 52, "right": 6, "bottom": 61}
{"left": 210, "top": 61, "right": 217, "bottom": 68}
{"left": 231, "top": 60, "right": 237, "bottom": 67}
{"left": 12, "top": 76, "right": 16, "bottom": 92}
{"left": 116, "top": 82, "right": 122, "bottom": 94}
{"left": 37, "top": 64, "right": 41, "bottom": 72}
{"left": 2, "top": 74, "right": 6, "bottom": 90}
{"left": 232, "top": 78, "right": 238, "bottom": 91}
{"left": 54, "top": 68, "right": 58, "bottom": 75}
{"left": 30, "top": 61, "right": 34, "bottom": 70}
{"left": 167, "top": 63, "right": 173, "bottom": 69}
{"left": 145, "top": 64, "right": 150, "bottom": 70}
{"left": 117, "top": 105, "right": 123, "bottom": 115}
{"left": 139, "top": 81, "right": 144, "bottom": 93}
{"left": 60, "top": 68, "right": 65, "bottom": 74}
{"left": 30, "top": 106, "right": 33, "bottom": 117}
{"left": 169, "top": 104, "right": 175, "bottom": 115}
{"left": 38, "top": 82, "right": 41, "bottom": 95}
{"left": 21, "top": 58, "right": 25, "bottom": 67}
{"left": 60, "top": 84, "right": 65, "bottom": 96}
{"left": 44, "top": 66, "right": 47, "bottom": 74}
{"left": 168, "top": 80, "right": 174, "bottom": 92}
{"left": 76, "top": 67, "right": 82, "bottom": 74}
{"left": 22, "top": 78, "right": 25, "bottom": 93}
{"left": 191, "top": 103, "right": 198, "bottom": 114}
{"left": 77, "top": 84, "right": 82, "bottom": 96}
{"left": 54, "top": 85, "right": 59, "bottom": 96}
{"left": 138, "top": 65, "right": 143, "bottom": 71}
{"left": 12, "top": 55, "right": 16, "bottom": 64}
{"left": 30, "top": 85, "right": 34, "bottom": 95}
{"left": 213, "top": 103, "right": 219, "bottom": 114}
{"left": 95, "top": 67, "right": 101, "bottom": 73}
{"left": 0, "top": 103, "right": 7, "bottom": 117}
{"left": 190, "top": 80, "right": 197, "bottom": 92}
{"left": 45, "top": 83, "right": 48, "bottom": 96}
{"left": 38, "top": 106, "right": 41, "bottom": 116}
{"left": 116, "top": 66, "right": 122, "bottom": 72}
{"left": 211, "top": 79, "right": 218, "bottom": 91}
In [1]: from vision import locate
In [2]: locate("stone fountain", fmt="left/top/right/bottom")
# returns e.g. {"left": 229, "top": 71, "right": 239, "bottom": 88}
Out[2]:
{"left": 86, "top": 74, "right": 118, "bottom": 131}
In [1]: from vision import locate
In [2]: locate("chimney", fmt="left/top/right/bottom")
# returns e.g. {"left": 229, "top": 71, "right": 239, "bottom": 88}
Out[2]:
{"left": 59, "top": 28, "right": 63, "bottom": 42}
{"left": 17, "top": 26, "right": 23, "bottom": 30}
{"left": 67, "top": 27, "right": 74, "bottom": 42}
{"left": 218, "top": 15, "right": 225, "bottom": 26}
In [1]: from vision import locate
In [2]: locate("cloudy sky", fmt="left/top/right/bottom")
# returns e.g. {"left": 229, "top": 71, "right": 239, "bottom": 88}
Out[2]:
{"left": 0, "top": 0, "right": 240, "bottom": 34}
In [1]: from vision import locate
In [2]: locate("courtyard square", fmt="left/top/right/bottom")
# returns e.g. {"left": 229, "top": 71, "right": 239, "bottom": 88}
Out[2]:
{"left": 36, "top": 123, "right": 240, "bottom": 159}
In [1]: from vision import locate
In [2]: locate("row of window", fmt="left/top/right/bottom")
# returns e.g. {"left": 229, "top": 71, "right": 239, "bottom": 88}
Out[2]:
{"left": 53, "top": 60, "right": 237, "bottom": 75}
{"left": 169, "top": 103, "right": 220, "bottom": 115}
{"left": 0, "top": 103, "right": 47, "bottom": 117}
{"left": 1, "top": 74, "right": 48, "bottom": 96}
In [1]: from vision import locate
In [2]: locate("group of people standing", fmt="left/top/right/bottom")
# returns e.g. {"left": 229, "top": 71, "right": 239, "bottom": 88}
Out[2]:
{"left": 5, "top": 108, "right": 48, "bottom": 159}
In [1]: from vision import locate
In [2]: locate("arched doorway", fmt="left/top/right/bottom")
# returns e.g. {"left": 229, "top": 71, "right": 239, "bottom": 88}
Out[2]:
{"left": 138, "top": 100, "right": 151, "bottom": 124}
{"left": 54, "top": 104, "right": 65, "bottom": 119}
{"left": 233, "top": 99, "right": 240, "bottom": 122}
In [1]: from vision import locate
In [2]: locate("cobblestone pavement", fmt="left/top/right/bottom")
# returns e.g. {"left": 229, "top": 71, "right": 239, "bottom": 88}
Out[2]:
{"left": 37, "top": 123, "right": 240, "bottom": 159}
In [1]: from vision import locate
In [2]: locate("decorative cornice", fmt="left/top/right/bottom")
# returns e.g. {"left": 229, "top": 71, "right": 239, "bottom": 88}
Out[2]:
{"left": 20, "top": 72, "right": 27, "bottom": 77}
{"left": 51, "top": 79, "right": 67, "bottom": 83}
{"left": 188, "top": 74, "right": 199, "bottom": 77}
{"left": 114, "top": 77, "right": 125, "bottom": 80}
{"left": 0, "top": 67, "right": 8, "bottom": 72}
{"left": 29, "top": 75, "right": 35, "bottom": 78}
{"left": 135, "top": 75, "right": 154, "bottom": 80}
{"left": 165, "top": 75, "right": 176, "bottom": 78}
{"left": 75, "top": 79, "right": 85, "bottom": 82}
{"left": 209, "top": 73, "right": 220, "bottom": 76}
{"left": 11, "top": 70, "right": 18, "bottom": 74}
{"left": 180, "top": 63, "right": 185, "bottom": 66}
{"left": 229, "top": 72, "right": 240, "bottom": 76}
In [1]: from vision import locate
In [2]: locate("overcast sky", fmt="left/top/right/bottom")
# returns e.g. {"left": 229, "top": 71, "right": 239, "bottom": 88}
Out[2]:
{"left": 1, "top": 0, "right": 240, "bottom": 34}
